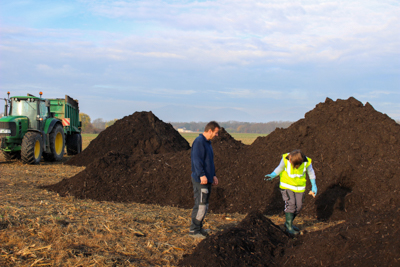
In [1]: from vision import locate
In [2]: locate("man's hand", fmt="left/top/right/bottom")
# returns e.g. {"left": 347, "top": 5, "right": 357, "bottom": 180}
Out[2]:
{"left": 212, "top": 176, "right": 218, "bottom": 186}
{"left": 200, "top": 176, "right": 208, "bottom": 185}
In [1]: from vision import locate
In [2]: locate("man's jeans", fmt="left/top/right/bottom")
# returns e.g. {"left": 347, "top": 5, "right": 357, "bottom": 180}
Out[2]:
{"left": 189, "top": 177, "right": 212, "bottom": 233}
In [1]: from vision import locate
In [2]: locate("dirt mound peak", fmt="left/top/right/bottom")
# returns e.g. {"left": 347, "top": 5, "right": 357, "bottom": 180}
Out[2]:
{"left": 212, "top": 127, "right": 245, "bottom": 150}
{"left": 66, "top": 111, "right": 190, "bottom": 166}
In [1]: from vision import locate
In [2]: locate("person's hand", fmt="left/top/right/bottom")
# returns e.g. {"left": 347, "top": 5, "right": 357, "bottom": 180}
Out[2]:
{"left": 264, "top": 172, "right": 277, "bottom": 181}
{"left": 311, "top": 184, "right": 317, "bottom": 195}
{"left": 200, "top": 176, "right": 208, "bottom": 185}
{"left": 212, "top": 176, "right": 218, "bottom": 186}
{"left": 310, "top": 179, "right": 318, "bottom": 196}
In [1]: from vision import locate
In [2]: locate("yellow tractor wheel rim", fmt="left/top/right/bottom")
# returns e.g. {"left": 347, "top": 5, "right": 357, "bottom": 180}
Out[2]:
{"left": 55, "top": 132, "right": 63, "bottom": 155}
{"left": 34, "top": 140, "right": 41, "bottom": 159}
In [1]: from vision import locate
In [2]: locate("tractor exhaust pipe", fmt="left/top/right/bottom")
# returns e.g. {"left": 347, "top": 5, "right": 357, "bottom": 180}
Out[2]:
{"left": 3, "top": 91, "right": 10, "bottom": 116}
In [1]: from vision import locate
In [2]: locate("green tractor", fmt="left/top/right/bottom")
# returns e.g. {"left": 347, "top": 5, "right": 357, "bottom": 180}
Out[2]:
{"left": 0, "top": 92, "right": 82, "bottom": 164}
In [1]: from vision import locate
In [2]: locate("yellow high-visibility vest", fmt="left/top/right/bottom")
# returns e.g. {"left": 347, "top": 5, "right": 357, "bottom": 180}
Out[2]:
{"left": 279, "top": 153, "right": 312, "bottom": 193}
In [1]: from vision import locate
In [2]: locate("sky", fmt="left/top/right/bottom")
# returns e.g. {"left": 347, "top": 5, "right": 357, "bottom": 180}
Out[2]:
{"left": 1, "top": 0, "right": 399, "bottom": 123}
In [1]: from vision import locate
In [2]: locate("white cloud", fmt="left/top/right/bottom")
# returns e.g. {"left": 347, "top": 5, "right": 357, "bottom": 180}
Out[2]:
{"left": 1, "top": 0, "right": 399, "bottom": 121}
{"left": 36, "top": 64, "right": 77, "bottom": 76}
{"left": 355, "top": 90, "right": 400, "bottom": 99}
{"left": 213, "top": 88, "right": 283, "bottom": 99}
{"left": 3, "top": 0, "right": 400, "bottom": 66}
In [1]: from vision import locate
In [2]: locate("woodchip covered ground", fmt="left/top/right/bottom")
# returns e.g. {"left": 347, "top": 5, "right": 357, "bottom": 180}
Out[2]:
{"left": 0, "top": 156, "right": 334, "bottom": 267}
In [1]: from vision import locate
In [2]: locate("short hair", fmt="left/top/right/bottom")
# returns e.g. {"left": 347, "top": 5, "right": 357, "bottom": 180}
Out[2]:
{"left": 289, "top": 149, "right": 304, "bottom": 169}
{"left": 204, "top": 121, "right": 220, "bottom": 132}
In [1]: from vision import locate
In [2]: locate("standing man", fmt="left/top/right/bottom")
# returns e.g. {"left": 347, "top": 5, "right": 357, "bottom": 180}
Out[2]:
{"left": 189, "top": 121, "right": 220, "bottom": 239}
{"left": 264, "top": 149, "right": 317, "bottom": 236}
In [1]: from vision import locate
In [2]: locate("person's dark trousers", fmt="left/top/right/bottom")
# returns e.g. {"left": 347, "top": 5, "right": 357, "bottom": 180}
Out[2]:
{"left": 189, "top": 177, "right": 212, "bottom": 234}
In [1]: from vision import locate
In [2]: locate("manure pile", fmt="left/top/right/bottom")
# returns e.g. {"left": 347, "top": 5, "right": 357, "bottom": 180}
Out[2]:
{"left": 66, "top": 111, "right": 190, "bottom": 167}
{"left": 179, "top": 210, "right": 289, "bottom": 267}
{"left": 45, "top": 97, "right": 400, "bottom": 266}
{"left": 50, "top": 97, "right": 400, "bottom": 219}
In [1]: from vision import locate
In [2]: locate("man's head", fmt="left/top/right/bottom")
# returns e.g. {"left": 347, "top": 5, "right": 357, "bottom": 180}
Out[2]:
{"left": 288, "top": 149, "right": 304, "bottom": 169}
{"left": 203, "top": 121, "right": 220, "bottom": 140}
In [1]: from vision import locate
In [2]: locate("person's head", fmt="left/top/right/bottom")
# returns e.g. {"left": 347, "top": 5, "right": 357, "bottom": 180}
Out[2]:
{"left": 288, "top": 149, "right": 304, "bottom": 169}
{"left": 203, "top": 121, "right": 220, "bottom": 140}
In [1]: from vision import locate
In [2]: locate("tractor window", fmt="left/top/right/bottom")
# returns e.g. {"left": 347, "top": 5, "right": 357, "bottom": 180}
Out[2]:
{"left": 39, "top": 101, "right": 49, "bottom": 118}
{"left": 10, "top": 99, "right": 38, "bottom": 129}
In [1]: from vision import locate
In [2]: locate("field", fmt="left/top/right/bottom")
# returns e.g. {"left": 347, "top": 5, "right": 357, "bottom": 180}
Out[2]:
{"left": 83, "top": 133, "right": 267, "bottom": 147}
{"left": 0, "top": 133, "right": 334, "bottom": 267}
{"left": 170, "top": 132, "right": 267, "bottom": 145}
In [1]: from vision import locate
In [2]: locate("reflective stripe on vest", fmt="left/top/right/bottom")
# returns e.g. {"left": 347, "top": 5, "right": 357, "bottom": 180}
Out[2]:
{"left": 285, "top": 161, "right": 307, "bottom": 178}
{"left": 280, "top": 182, "right": 306, "bottom": 191}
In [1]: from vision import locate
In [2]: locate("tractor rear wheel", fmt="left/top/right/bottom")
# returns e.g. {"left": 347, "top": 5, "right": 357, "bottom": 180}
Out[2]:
{"left": 43, "top": 124, "right": 65, "bottom": 162}
{"left": 66, "top": 133, "right": 82, "bottom": 155}
{"left": 21, "top": 132, "right": 43, "bottom": 164}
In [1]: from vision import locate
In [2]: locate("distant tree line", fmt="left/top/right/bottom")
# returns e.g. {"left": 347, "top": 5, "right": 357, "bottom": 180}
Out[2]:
{"left": 79, "top": 113, "right": 118, "bottom": 133}
{"left": 171, "top": 121, "right": 294, "bottom": 134}
{"left": 67, "top": 117, "right": 400, "bottom": 134}
{"left": 1, "top": 111, "right": 399, "bottom": 134}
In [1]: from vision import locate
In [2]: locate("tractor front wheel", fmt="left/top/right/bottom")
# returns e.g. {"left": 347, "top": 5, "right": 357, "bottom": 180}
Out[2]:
{"left": 1, "top": 150, "right": 21, "bottom": 161}
{"left": 43, "top": 124, "right": 65, "bottom": 162}
{"left": 21, "top": 132, "right": 43, "bottom": 164}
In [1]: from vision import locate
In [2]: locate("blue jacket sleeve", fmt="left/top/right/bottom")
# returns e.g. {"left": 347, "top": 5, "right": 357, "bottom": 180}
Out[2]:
{"left": 212, "top": 147, "right": 216, "bottom": 177}
{"left": 192, "top": 139, "right": 206, "bottom": 177}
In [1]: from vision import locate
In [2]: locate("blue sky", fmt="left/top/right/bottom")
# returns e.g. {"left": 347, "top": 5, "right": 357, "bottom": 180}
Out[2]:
{"left": 1, "top": 0, "right": 399, "bottom": 123}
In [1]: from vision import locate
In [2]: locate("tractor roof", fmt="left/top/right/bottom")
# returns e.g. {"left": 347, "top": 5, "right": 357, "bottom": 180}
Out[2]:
{"left": 12, "top": 96, "right": 45, "bottom": 101}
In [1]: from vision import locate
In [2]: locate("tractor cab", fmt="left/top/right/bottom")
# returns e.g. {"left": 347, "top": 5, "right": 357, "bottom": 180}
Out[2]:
{"left": 8, "top": 93, "right": 49, "bottom": 131}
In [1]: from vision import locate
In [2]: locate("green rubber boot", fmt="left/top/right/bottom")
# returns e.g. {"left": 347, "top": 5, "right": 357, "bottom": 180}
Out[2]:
{"left": 285, "top": 212, "right": 299, "bottom": 235}
{"left": 292, "top": 213, "right": 300, "bottom": 231}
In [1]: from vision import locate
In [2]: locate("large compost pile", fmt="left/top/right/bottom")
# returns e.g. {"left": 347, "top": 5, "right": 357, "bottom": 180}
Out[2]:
{"left": 49, "top": 97, "right": 400, "bottom": 220}
{"left": 45, "top": 97, "right": 400, "bottom": 266}
{"left": 66, "top": 111, "right": 190, "bottom": 166}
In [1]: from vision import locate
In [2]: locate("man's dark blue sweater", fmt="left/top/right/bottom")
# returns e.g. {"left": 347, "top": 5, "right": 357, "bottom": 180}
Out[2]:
{"left": 191, "top": 134, "right": 215, "bottom": 183}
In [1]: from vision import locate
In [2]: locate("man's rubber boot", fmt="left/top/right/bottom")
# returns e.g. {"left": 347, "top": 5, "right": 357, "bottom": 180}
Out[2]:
{"left": 292, "top": 213, "right": 300, "bottom": 231}
{"left": 285, "top": 212, "right": 299, "bottom": 236}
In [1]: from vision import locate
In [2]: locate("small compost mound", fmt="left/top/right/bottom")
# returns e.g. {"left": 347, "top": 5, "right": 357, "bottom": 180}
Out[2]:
{"left": 66, "top": 111, "right": 190, "bottom": 166}
{"left": 179, "top": 211, "right": 289, "bottom": 267}
{"left": 275, "top": 210, "right": 400, "bottom": 266}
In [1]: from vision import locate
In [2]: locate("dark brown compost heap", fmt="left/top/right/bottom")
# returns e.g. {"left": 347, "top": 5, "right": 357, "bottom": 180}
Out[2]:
{"left": 45, "top": 97, "right": 400, "bottom": 266}
{"left": 48, "top": 97, "right": 400, "bottom": 218}
{"left": 179, "top": 210, "right": 289, "bottom": 267}
{"left": 178, "top": 97, "right": 400, "bottom": 267}
{"left": 180, "top": 207, "right": 400, "bottom": 267}
{"left": 66, "top": 111, "right": 190, "bottom": 166}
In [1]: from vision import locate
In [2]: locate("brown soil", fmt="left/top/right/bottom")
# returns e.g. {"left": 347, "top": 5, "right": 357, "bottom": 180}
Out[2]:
{"left": 66, "top": 111, "right": 190, "bottom": 167}
{"left": 44, "top": 97, "right": 400, "bottom": 266}
{"left": 179, "top": 211, "right": 289, "bottom": 267}
{"left": 0, "top": 159, "right": 251, "bottom": 266}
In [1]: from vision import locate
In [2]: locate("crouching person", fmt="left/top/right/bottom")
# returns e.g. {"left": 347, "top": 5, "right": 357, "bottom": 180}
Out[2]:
{"left": 265, "top": 149, "right": 317, "bottom": 235}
